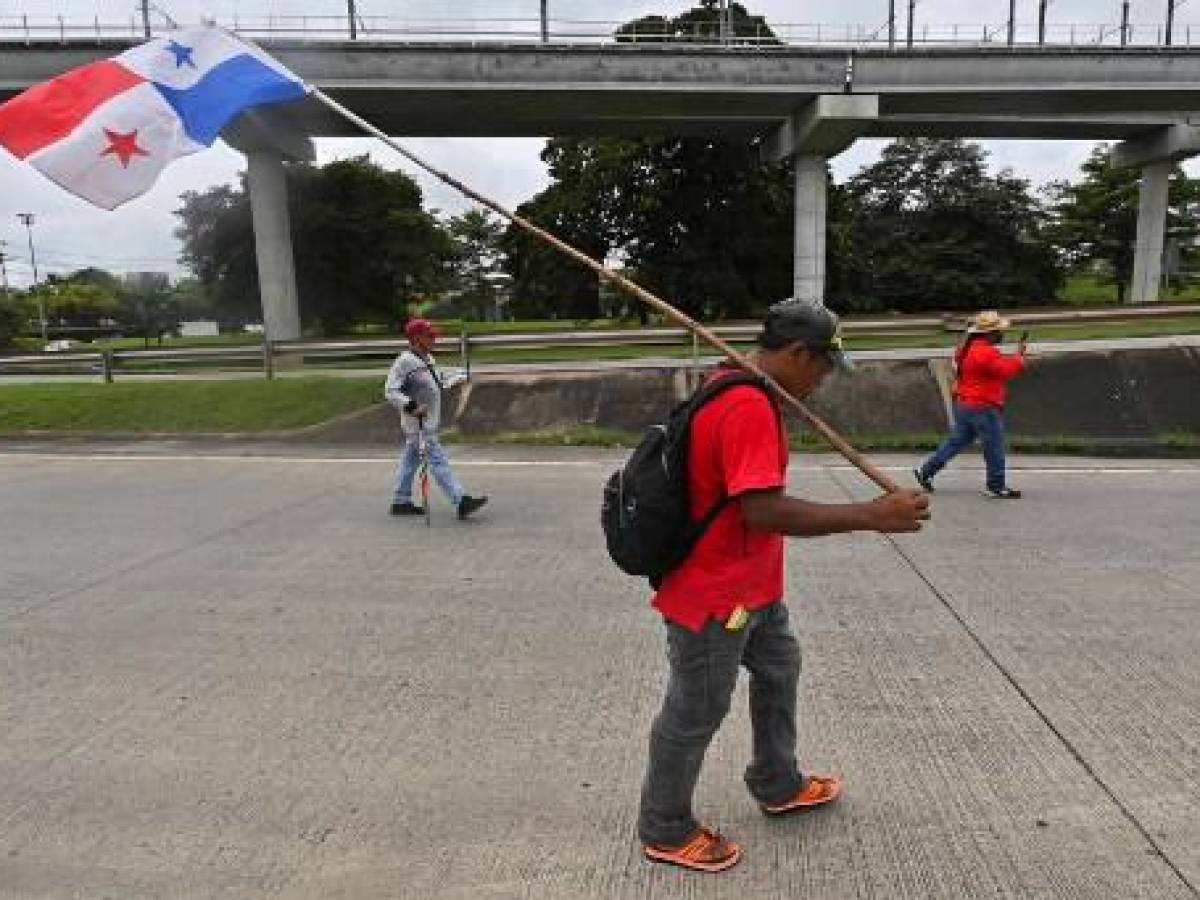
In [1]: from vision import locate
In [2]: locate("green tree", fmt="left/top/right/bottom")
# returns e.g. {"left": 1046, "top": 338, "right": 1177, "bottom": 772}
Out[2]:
{"left": 118, "top": 272, "right": 178, "bottom": 347}
{"left": 175, "top": 184, "right": 256, "bottom": 326}
{"left": 838, "top": 139, "right": 1061, "bottom": 312}
{"left": 617, "top": 0, "right": 774, "bottom": 44}
{"left": 1048, "top": 145, "right": 1200, "bottom": 303}
{"left": 169, "top": 277, "right": 213, "bottom": 321}
{"left": 0, "top": 291, "right": 29, "bottom": 348}
{"left": 65, "top": 267, "right": 124, "bottom": 295}
{"left": 176, "top": 157, "right": 454, "bottom": 335}
{"left": 447, "top": 209, "right": 507, "bottom": 320}
{"left": 500, "top": 142, "right": 622, "bottom": 320}
{"left": 37, "top": 271, "right": 122, "bottom": 328}
{"left": 502, "top": 4, "right": 792, "bottom": 322}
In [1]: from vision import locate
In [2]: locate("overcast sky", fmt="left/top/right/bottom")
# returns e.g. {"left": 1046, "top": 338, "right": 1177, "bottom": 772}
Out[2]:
{"left": 4, "top": 0, "right": 1200, "bottom": 287}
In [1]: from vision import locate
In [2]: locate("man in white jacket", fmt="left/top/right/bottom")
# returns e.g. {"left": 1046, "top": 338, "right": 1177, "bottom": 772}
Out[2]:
{"left": 384, "top": 318, "right": 487, "bottom": 519}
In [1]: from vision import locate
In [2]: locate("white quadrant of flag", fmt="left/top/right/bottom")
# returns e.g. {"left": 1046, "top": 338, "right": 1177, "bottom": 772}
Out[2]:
{"left": 27, "top": 83, "right": 204, "bottom": 210}
{"left": 118, "top": 26, "right": 302, "bottom": 91}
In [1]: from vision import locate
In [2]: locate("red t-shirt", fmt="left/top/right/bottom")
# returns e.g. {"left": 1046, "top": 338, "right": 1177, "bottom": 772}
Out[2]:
{"left": 954, "top": 339, "right": 1025, "bottom": 408}
{"left": 651, "top": 376, "right": 789, "bottom": 632}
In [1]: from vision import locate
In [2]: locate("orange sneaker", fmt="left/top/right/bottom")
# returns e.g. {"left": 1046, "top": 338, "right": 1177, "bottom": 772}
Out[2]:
{"left": 643, "top": 825, "right": 743, "bottom": 873}
{"left": 760, "top": 774, "right": 843, "bottom": 815}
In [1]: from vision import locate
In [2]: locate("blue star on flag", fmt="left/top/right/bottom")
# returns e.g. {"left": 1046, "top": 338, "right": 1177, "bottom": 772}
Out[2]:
{"left": 166, "top": 40, "right": 196, "bottom": 68}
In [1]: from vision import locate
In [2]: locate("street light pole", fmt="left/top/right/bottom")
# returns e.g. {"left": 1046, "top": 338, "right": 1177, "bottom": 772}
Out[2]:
{"left": 888, "top": 0, "right": 896, "bottom": 49}
{"left": 1166, "top": 0, "right": 1177, "bottom": 46}
{"left": 140, "top": 0, "right": 151, "bottom": 38}
{"left": 540, "top": 0, "right": 549, "bottom": 43}
{"left": 0, "top": 240, "right": 9, "bottom": 293}
{"left": 1122, "top": 1, "right": 1131, "bottom": 46}
{"left": 17, "top": 213, "right": 46, "bottom": 342}
{"left": 347, "top": 0, "right": 357, "bottom": 40}
{"left": 1007, "top": 0, "right": 1016, "bottom": 45}
{"left": 1038, "top": 0, "right": 1049, "bottom": 45}
{"left": 907, "top": 0, "right": 916, "bottom": 48}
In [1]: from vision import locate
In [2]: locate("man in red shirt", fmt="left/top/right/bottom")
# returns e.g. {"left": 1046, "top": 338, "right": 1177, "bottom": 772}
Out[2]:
{"left": 914, "top": 310, "right": 1028, "bottom": 499}
{"left": 638, "top": 299, "right": 930, "bottom": 873}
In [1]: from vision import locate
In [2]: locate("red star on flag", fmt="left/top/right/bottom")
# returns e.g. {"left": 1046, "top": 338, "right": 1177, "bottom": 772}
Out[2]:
{"left": 100, "top": 127, "right": 149, "bottom": 167}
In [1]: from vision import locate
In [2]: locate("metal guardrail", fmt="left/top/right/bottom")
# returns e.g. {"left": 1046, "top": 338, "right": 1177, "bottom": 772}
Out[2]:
{"left": 1, "top": 15, "right": 1198, "bottom": 49}
{"left": 1, "top": 304, "right": 1197, "bottom": 383}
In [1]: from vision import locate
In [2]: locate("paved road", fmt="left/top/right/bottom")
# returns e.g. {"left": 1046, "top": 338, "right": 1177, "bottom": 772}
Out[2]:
{"left": 1, "top": 445, "right": 1198, "bottom": 899}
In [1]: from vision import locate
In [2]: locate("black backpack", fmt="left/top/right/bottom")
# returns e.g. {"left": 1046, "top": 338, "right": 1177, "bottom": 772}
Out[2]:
{"left": 601, "top": 370, "right": 767, "bottom": 586}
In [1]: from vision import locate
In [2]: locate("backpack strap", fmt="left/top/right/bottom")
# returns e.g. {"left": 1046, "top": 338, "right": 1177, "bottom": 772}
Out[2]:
{"left": 681, "top": 369, "right": 772, "bottom": 545}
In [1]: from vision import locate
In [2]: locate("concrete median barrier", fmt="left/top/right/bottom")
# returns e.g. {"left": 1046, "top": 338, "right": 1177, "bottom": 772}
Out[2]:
{"left": 298, "top": 346, "right": 1199, "bottom": 450}
{"left": 1008, "top": 347, "right": 1200, "bottom": 438}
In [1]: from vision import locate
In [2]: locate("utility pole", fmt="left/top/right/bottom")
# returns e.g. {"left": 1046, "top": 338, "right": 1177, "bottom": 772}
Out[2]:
{"left": 1166, "top": 0, "right": 1177, "bottom": 46}
{"left": 540, "top": 0, "right": 548, "bottom": 43}
{"left": 0, "top": 240, "right": 9, "bottom": 293}
{"left": 1122, "top": 1, "right": 1131, "bottom": 46}
{"left": 17, "top": 213, "right": 46, "bottom": 342}
{"left": 907, "top": 0, "right": 916, "bottom": 48}
{"left": 140, "top": 0, "right": 151, "bottom": 38}
{"left": 1007, "top": 0, "right": 1016, "bottom": 45}
{"left": 888, "top": 0, "right": 896, "bottom": 49}
{"left": 347, "top": 0, "right": 357, "bottom": 40}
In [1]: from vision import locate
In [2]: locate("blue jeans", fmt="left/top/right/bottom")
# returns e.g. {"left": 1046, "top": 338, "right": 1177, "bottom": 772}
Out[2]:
{"left": 638, "top": 603, "right": 804, "bottom": 846}
{"left": 919, "top": 404, "right": 1008, "bottom": 491}
{"left": 391, "top": 431, "right": 464, "bottom": 507}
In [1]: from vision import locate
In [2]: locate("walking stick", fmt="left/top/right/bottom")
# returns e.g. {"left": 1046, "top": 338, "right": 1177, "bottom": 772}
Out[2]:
{"left": 311, "top": 89, "right": 899, "bottom": 494}
{"left": 416, "top": 413, "right": 431, "bottom": 528}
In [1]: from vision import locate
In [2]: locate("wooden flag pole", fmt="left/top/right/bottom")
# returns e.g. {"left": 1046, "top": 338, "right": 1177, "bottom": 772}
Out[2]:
{"left": 310, "top": 88, "right": 899, "bottom": 494}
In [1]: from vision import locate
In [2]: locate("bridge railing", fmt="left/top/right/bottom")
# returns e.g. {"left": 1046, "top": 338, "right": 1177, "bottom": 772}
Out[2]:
{"left": 0, "top": 15, "right": 1196, "bottom": 49}
{"left": 1, "top": 304, "right": 1196, "bottom": 384}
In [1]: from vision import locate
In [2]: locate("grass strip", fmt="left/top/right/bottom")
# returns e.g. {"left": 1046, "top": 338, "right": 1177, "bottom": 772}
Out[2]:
{"left": 0, "top": 377, "right": 380, "bottom": 433}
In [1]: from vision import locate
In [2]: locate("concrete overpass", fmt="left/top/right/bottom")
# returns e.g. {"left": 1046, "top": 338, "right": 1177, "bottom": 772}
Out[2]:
{"left": 6, "top": 41, "right": 1200, "bottom": 338}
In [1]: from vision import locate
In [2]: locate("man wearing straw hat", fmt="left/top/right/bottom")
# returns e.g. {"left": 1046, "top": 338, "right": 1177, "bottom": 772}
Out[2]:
{"left": 914, "top": 310, "right": 1028, "bottom": 499}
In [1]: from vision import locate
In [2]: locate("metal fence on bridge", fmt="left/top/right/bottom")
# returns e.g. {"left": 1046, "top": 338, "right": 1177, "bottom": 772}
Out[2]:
{"left": 1, "top": 14, "right": 1199, "bottom": 50}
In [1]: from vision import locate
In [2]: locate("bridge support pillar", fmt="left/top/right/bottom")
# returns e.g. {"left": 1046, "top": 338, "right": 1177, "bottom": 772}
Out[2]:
{"left": 793, "top": 155, "right": 827, "bottom": 303}
{"left": 223, "top": 107, "right": 315, "bottom": 341}
{"left": 767, "top": 95, "right": 878, "bottom": 303}
{"left": 1131, "top": 161, "right": 1171, "bottom": 306}
{"left": 246, "top": 151, "right": 303, "bottom": 341}
{"left": 1112, "top": 124, "right": 1200, "bottom": 304}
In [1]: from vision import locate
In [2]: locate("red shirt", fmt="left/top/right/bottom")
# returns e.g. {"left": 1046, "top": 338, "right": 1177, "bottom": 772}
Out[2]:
{"left": 651, "top": 377, "right": 788, "bottom": 632}
{"left": 954, "top": 339, "right": 1026, "bottom": 408}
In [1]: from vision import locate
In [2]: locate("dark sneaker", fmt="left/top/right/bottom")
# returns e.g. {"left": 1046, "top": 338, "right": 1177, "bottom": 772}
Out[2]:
{"left": 390, "top": 502, "right": 426, "bottom": 516}
{"left": 643, "top": 825, "right": 742, "bottom": 873}
{"left": 457, "top": 495, "right": 488, "bottom": 519}
{"left": 983, "top": 486, "right": 1022, "bottom": 499}
{"left": 760, "top": 774, "right": 843, "bottom": 815}
{"left": 913, "top": 467, "right": 935, "bottom": 493}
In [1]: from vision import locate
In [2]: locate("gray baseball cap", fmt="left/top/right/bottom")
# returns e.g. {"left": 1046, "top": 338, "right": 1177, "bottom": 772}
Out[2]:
{"left": 762, "top": 299, "right": 854, "bottom": 372}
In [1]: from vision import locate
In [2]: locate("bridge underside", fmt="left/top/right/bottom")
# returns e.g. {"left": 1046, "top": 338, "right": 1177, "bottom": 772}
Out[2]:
{"left": 280, "top": 87, "right": 1192, "bottom": 141}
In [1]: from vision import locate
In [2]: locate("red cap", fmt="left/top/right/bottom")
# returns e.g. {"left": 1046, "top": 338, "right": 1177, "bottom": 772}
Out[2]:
{"left": 403, "top": 318, "right": 439, "bottom": 340}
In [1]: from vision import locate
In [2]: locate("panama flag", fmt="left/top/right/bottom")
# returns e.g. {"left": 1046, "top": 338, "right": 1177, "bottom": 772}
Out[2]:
{"left": 0, "top": 26, "right": 307, "bottom": 210}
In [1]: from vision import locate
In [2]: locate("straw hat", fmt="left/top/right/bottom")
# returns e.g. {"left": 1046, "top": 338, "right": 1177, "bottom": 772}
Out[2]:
{"left": 967, "top": 310, "right": 1010, "bottom": 334}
